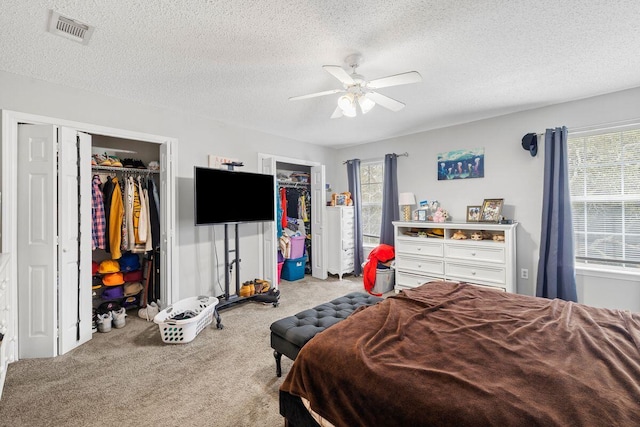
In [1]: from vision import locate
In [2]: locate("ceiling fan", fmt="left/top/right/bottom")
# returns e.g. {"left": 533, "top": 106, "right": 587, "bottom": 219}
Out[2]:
{"left": 289, "top": 54, "right": 422, "bottom": 118}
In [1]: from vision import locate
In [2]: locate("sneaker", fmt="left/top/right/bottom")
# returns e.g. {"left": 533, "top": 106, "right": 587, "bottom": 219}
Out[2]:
{"left": 96, "top": 312, "right": 113, "bottom": 333}
{"left": 109, "top": 155, "right": 123, "bottom": 167}
{"left": 138, "top": 301, "right": 159, "bottom": 321}
{"left": 122, "top": 158, "right": 135, "bottom": 168}
{"left": 112, "top": 307, "right": 127, "bottom": 329}
{"left": 93, "top": 153, "right": 110, "bottom": 166}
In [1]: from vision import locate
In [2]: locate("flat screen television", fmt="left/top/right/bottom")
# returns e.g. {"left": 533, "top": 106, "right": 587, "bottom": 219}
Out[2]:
{"left": 194, "top": 166, "right": 275, "bottom": 225}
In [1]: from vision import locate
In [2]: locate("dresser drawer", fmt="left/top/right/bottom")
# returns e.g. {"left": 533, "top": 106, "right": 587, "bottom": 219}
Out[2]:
{"left": 444, "top": 244, "right": 505, "bottom": 264}
{"left": 342, "top": 237, "right": 354, "bottom": 250}
{"left": 396, "top": 271, "right": 444, "bottom": 288}
{"left": 396, "top": 255, "right": 444, "bottom": 275}
{"left": 342, "top": 208, "right": 354, "bottom": 220}
{"left": 396, "top": 239, "right": 443, "bottom": 257}
{"left": 445, "top": 262, "right": 505, "bottom": 285}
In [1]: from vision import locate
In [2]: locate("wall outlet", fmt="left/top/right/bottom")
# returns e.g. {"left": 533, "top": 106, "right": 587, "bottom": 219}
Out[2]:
{"left": 520, "top": 268, "right": 529, "bottom": 279}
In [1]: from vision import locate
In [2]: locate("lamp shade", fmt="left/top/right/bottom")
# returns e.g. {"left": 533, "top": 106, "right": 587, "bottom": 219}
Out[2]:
{"left": 398, "top": 192, "right": 416, "bottom": 206}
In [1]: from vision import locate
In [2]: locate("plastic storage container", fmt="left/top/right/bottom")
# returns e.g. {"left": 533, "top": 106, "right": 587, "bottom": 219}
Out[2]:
{"left": 373, "top": 267, "right": 395, "bottom": 294}
{"left": 153, "top": 296, "right": 219, "bottom": 344}
{"left": 281, "top": 256, "right": 306, "bottom": 281}
{"left": 288, "top": 235, "right": 306, "bottom": 259}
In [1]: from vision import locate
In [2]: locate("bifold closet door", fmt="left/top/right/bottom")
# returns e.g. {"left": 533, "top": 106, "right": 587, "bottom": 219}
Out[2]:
{"left": 58, "top": 128, "right": 92, "bottom": 355}
{"left": 261, "top": 156, "right": 278, "bottom": 286}
{"left": 17, "top": 125, "right": 58, "bottom": 358}
{"left": 311, "top": 165, "right": 327, "bottom": 280}
{"left": 17, "top": 125, "right": 92, "bottom": 358}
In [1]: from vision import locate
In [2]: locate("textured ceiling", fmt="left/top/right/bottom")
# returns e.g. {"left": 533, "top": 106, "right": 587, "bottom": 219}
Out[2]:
{"left": 2, "top": 1, "right": 640, "bottom": 148}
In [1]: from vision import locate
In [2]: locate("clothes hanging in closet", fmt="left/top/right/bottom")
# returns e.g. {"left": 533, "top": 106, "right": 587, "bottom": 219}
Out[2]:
{"left": 94, "top": 172, "right": 161, "bottom": 256}
{"left": 279, "top": 187, "right": 288, "bottom": 229}
{"left": 148, "top": 178, "right": 160, "bottom": 249}
{"left": 284, "top": 187, "right": 311, "bottom": 222}
{"left": 108, "top": 177, "right": 124, "bottom": 259}
{"left": 91, "top": 175, "right": 106, "bottom": 250}
{"left": 102, "top": 176, "right": 115, "bottom": 253}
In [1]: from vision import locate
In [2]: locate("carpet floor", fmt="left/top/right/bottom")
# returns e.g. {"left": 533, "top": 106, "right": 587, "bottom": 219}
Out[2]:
{"left": 0, "top": 275, "right": 366, "bottom": 427}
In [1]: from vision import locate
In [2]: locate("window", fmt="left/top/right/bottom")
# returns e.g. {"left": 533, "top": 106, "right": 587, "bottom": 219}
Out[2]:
{"left": 360, "top": 161, "right": 384, "bottom": 245}
{"left": 568, "top": 126, "right": 640, "bottom": 269}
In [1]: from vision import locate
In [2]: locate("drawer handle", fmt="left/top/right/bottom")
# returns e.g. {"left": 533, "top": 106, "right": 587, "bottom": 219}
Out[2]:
{"left": 417, "top": 247, "right": 421, "bottom": 251}
{"left": 471, "top": 271, "right": 476, "bottom": 275}
{"left": 471, "top": 252, "right": 476, "bottom": 256}
{"left": 417, "top": 264, "right": 422, "bottom": 268}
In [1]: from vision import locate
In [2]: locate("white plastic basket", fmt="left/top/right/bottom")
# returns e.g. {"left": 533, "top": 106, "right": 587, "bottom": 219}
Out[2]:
{"left": 153, "top": 296, "right": 219, "bottom": 344}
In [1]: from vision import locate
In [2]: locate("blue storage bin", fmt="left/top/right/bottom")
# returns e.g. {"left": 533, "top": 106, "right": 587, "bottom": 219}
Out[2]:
{"left": 281, "top": 256, "right": 306, "bottom": 281}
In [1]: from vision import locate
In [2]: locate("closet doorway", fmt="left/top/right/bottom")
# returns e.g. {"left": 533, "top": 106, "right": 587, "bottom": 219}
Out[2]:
{"left": 1, "top": 110, "right": 176, "bottom": 367}
{"left": 259, "top": 154, "right": 327, "bottom": 285}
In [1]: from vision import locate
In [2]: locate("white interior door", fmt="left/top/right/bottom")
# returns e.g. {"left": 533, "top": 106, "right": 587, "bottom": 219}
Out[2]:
{"left": 58, "top": 128, "right": 92, "bottom": 354}
{"left": 17, "top": 125, "right": 58, "bottom": 358}
{"left": 160, "top": 141, "right": 175, "bottom": 305}
{"left": 311, "top": 165, "right": 327, "bottom": 279}
{"left": 261, "top": 156, "right": 278, "bottom": 287}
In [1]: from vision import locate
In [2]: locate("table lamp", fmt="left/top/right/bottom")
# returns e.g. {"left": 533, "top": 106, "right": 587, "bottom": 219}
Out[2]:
{"left": 398, "top": 192, "right": 416, "bottom": 221}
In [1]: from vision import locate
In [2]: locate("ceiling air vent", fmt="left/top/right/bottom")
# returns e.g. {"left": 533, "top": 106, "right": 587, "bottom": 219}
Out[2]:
{"left": 47, "top": 10, "right": 95, "bottom": 45}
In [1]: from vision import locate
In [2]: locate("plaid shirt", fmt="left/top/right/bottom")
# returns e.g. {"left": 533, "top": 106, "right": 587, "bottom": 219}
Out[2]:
{"left": 92, "top": 176, "right": 106, "bottom": 250}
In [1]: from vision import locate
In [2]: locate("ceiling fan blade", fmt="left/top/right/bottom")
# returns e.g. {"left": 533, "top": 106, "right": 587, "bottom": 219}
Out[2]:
{"left": 323, "top": 65, "right": 355, "bottom": 85}
{"left": 367, "top": 71, "right": 422, "bottom": 89}
{"left": 330, "top": 106, "right": 344, "bottom": 119}
{"left": 289, "top": 89, "right": 344, "bottom": 101}
{"left": 365, "top": 92, "right": 405, "bottom": 112}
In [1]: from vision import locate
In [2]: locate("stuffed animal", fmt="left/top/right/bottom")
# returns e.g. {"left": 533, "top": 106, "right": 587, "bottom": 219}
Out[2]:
{"left": 452, "top": 230, "right": 467, "bottom": 240}
{"left": 470, "top": 232, "right": 483, "bottom": 241}
{"left": 433, "top": 207, "right": 448, "bottom": 223}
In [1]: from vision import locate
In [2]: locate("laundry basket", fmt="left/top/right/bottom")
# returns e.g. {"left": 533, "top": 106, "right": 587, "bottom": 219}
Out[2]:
{"left": 153, "top": 296, "right": 219, "bottom": 344}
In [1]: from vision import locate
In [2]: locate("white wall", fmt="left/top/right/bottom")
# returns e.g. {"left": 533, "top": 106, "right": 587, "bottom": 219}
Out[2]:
{"left": 336, "top": 87, "right": 640, "bottom": 311}
{"left": 0, "top": 70, "right": 338, "bottom": 300}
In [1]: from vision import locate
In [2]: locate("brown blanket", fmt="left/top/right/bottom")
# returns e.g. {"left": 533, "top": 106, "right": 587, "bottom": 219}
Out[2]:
{"left": 280, "top": 281, "right": 640, "bottom": 426}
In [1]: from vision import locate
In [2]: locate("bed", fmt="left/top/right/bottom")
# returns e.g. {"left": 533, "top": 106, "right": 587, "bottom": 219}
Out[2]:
{"left": 279, "top": 281, "right": 640, "bottom": 426}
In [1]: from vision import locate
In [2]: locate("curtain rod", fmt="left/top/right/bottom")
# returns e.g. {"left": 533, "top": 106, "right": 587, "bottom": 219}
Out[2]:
{"left": 342, "top": 152, "right": 408, "bottom": 164}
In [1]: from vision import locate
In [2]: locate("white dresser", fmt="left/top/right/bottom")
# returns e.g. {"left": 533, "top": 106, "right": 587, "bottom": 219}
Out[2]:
{"left": 326, "top": 206, "right": 355, "bottom": 280}
{"left": 393, "top": 221, "right": 517, "bottom": 293}
{"left": 0, "top": 253, "right": 11, "bottom": 397}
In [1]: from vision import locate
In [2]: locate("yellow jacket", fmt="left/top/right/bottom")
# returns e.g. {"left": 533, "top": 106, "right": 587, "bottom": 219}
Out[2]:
{"left": 109, "top": 178, "right": 124, "bottom": 259}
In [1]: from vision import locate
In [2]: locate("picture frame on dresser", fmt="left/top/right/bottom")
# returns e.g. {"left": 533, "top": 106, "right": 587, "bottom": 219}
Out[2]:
{"left": 466, "top": 206, "right": 481, "bottom": 222}
{"left": 479, "top": 199, "right": 503, "bottom": 223}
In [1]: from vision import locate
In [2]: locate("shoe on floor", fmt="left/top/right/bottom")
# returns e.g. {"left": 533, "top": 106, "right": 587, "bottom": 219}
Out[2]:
{"left": 96, "top": 312, "right": 113, "bottom": 333}
{"left": 138, "top": 301, "right": 159, "bottom": 321}
{"left": 112, "top": 307, "right": 127, "bottom": 329}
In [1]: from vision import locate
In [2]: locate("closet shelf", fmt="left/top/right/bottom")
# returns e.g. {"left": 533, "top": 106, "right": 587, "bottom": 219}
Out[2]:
{"left": 92, "top": 165, "right": 159, "bottom": 174}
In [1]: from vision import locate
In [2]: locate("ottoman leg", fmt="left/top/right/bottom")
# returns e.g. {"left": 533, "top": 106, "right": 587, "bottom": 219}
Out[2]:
{"left": 274, "top": 350, "right": 283, "bottom": 377}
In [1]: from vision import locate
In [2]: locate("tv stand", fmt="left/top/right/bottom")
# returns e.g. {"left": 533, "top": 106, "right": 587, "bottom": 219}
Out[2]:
{"left": 216, "top": 222, "right": 280, "bottom": 311}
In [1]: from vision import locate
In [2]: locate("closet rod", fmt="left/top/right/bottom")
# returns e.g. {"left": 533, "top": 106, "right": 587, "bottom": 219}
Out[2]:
{"left": 278, "top": 180, "right": 309, "bottom": 188}
{"left": 92, "top": 165, "right": 159, "bottom": 174}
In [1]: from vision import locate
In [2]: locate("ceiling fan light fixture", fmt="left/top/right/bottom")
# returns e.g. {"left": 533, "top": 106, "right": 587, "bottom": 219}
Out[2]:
{"left": 358, "top": 96, "right": 376, "bottom": 114}
{"left": 342, "top": 106, "right": 357, "bottom": 118}
{"left": 338, "top": 93, "right": 355, "bottom": 111}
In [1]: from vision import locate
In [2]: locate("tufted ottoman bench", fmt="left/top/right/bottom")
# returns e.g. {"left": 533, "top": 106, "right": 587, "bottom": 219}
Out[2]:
{"left": 270, "top": 292, "right": 383, "bottom": 377}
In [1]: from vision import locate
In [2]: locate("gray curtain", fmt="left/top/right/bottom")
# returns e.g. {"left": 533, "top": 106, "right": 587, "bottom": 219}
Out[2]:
{"left": 536, "top": 126, "right": 578, "bottom": 302}
{"left": 380, "top": 153, "right": 399, "bottom": 245}
{"left": 346, "top": 159, "right": 364, "bottom": 276}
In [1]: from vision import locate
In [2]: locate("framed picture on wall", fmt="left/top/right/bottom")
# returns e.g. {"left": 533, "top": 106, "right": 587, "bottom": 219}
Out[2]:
{"left": 466, "top": 205, "right": 481, "bottom": 222}
{"left": 479, "top": 199, "right": 504, "bottom": 223}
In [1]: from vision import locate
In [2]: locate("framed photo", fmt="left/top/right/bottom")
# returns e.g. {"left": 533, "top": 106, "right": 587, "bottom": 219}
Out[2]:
{"left": 417, "top": 209, "right": 428, "bottom": 221}
{"left": 479, "top": 199, "right": 504, "bottom": 223}
{"left": 466, "top": 205, "right": 481, "bottom": 222}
